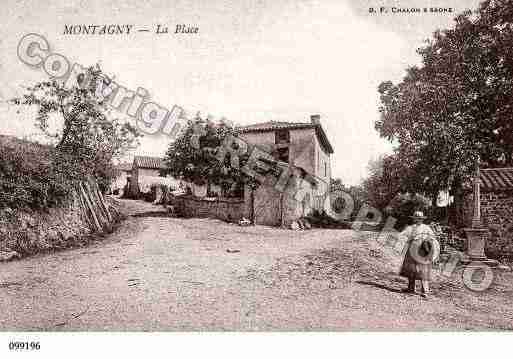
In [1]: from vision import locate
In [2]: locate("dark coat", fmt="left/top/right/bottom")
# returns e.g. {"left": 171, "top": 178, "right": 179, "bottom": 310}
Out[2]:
{"left": 399, "top": 224, "right": 437, "bottom": 280}
{"left": 400, "top": 239, "right": 433, "bottom": 280}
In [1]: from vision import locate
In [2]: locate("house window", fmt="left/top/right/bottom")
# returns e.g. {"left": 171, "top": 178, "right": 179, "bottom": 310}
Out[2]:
{"left": 277, "top": 147, "right": 289, "bottom": 163}
{"left": 324, "top": 162, "right": 327, "bottom": 177}
{"left": 275, "top": 129, "right": 290, "bottom": 144}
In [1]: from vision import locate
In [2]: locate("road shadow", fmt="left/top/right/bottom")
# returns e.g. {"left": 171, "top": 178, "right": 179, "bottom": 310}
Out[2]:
{"left": 356, "top": 280, "right": 404, "bottom": 294}
{"left": 131, "top": 211, "right": 171, "bottom": 218}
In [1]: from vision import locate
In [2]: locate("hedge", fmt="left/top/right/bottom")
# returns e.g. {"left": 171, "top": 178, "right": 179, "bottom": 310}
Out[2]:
{"left": 0, "top": 135, "right": 104, "bottom": 210}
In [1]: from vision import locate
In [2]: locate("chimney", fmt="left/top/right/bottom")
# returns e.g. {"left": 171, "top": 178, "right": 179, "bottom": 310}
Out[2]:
{"left": 310, "top": 114, "right": 321, "bottom": 125}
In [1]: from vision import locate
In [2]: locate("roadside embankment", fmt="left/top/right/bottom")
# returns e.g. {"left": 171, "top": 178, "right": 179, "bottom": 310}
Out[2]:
{"left": 0, "top": 191, "right": 124, "bottom": 261}
{"left": 0, "top": 135, "right": 124, "bottom": 261}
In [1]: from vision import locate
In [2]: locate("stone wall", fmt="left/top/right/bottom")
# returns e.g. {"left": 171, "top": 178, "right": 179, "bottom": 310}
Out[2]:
{"left": 173, "top": 195, "right": 247, "bottom": 223}
{"left": 251, "top": 185, "right": 282, "bottom": 226}
{"left": 245, "top": 171, "right": 328, "bottom": 227}
{"left": 170, "top": 167, "right": 329, "bottom": 228}
{"left": 462, "top": 190, "right": 513, "bottom": 256}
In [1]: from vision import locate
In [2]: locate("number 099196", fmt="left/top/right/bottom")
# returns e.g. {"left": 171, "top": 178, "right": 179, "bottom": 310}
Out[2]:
{"left": 8, "top": 341, "right": 40, "bottom": 351}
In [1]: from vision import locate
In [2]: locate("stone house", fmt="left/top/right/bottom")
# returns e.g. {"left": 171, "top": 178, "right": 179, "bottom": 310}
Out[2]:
{"left": 238, "top": 114, "right": 334, "bottom": 226}
{"left": 460, "top": 167, "right": 513, "bottom": 255}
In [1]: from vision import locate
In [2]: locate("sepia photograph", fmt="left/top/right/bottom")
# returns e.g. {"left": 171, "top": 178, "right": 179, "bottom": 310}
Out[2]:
{"left": 0, "top": 0, "right": 512, "bottom": 356}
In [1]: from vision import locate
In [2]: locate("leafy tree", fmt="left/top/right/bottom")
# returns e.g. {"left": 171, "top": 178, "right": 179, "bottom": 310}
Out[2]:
{"left": 12, "top": 65, "right": 141, "bottom": 189}
{"left": 376, "top": 0, "right": 513, "bottom": 201}
{"left": 361, "top": 155, "right": 403, "bottom": 210}
{"left": 385, "top": 193, "right": 432, "bottom": 229}
{"left": 162, "top": 116, "right": 258, "bottom": 196}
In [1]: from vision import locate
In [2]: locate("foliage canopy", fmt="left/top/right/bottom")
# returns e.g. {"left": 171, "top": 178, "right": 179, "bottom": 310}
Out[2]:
{"left": 2, "top": 65, "right": 141, "bottom": 209}
{"left": 162, "top": 116, "right": 258, "bottom": 196}
{"left": 376, "top": 0, "right": 513, "bottom": 200}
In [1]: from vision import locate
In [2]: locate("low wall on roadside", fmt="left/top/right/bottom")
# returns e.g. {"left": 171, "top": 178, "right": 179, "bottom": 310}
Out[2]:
{"left": 173, "top": 195, "right": 247, "bottom": 223}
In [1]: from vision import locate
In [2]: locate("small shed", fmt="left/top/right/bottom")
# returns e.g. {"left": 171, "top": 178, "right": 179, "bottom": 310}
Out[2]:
{"left": 129, "top": 155, "right": 167, "bottom": 197}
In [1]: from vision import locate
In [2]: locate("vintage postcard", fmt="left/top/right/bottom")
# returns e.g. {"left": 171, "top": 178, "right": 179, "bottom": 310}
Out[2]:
{"left": 0, "top": 0, "right": 512, "bottom": 356}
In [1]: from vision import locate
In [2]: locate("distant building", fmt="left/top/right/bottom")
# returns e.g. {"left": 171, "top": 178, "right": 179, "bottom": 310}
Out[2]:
{"left": 129, "top": 155, "right": 167, "bottom": 197}
{"left": 238, "top": 115, "right": 334, "bottom": 226}
{"left": 111, "top": 162, "right": 132, "bottom": 194}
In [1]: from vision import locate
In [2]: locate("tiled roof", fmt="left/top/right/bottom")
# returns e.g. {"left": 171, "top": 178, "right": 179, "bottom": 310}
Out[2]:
{"left": 238, "top": 121, "right": 314, "bottom": 132}
{"left": 480, "top": 168, "right": 513, "bottom": 191}
{"left": 238, "top": 120, "right": 334, "bottom": 154}
{"left": 133, "top": 155, "right": 166, "bottom": 170}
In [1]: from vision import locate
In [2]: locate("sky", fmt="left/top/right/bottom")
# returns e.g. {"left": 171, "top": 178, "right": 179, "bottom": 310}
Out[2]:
{"left": 0, "top": 0, "right": 482, "bottom": 185}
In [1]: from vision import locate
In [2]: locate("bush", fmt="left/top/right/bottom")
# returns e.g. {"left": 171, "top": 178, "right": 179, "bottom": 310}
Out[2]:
{"left": 1, "top": 137, "right": 64, "bottom": 209}
{"left": 0, "top": 135, "right": 114, "bottom": 210}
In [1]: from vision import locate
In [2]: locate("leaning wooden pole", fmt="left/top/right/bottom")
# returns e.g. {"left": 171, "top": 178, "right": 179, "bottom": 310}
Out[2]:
{"left": 84, "top": 181, "right": 108, "bottom": 226}
{"left": 79, "top": 182, "right": 103, "bottom": 233}
{"left": 93, "top": 180, "right": 113, "bottom": 223}
{"left": 75, "top": 184, "right": 93, "bottom": 230}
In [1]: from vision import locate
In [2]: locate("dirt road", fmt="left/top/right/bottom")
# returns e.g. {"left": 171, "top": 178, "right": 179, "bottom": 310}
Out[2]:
{"left": 1, "top": 199, "right": 512, "bottom": 331}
